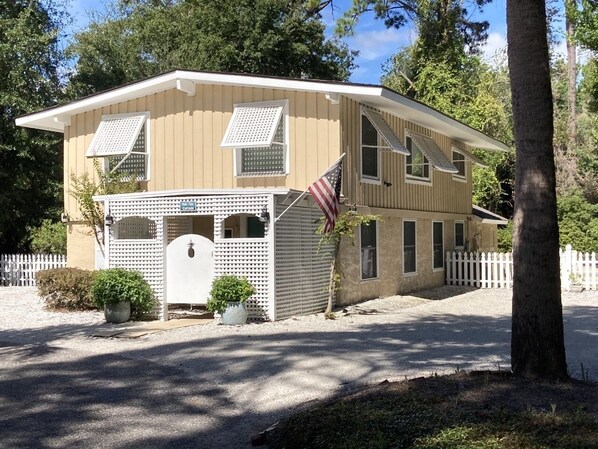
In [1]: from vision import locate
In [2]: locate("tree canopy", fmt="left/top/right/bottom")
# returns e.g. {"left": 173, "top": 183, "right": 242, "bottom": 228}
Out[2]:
{"left": 0, "top": 0, "right": 64, "bottom": 252}
{"left": 66, "top": 0, "right": 355, "bottom": 98}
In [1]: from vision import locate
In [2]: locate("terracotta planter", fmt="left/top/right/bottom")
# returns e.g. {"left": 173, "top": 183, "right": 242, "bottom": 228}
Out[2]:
{"left": 104, "top": 301, "right": 131, "bottom": 323}
{"left": 221, "top": 302, "right": 248, "bottom": 325}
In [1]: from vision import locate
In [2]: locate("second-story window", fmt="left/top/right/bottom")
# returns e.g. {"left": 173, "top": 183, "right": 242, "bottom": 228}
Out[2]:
{"left": 360, "top": 107, "right": 409, "bottom": 183}
{"left": 86, "top": 112, "right": 150, "bottom": 181}
{"left": 406, "top": 136, "right": 430, "bottom": 180}
{"left": 221, "top": 100, "right": 288, "bottom": 177}
{"left": 452, "top": 150, "right": 466, "bottom": 179}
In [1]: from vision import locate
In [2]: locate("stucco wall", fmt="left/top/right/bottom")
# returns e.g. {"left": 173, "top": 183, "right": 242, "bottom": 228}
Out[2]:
{"left": 66, "top": 224, "right": 96, "bottom": 269}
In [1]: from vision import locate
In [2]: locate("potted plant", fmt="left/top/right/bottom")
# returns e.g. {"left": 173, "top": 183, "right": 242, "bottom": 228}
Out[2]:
{"left": 91, "top": 268, "right": 155, "bottom": 323}
{"left": 207, "top": 274, "right": 256, "bottom": 325}
{"left": 569, "top": 272, "right": 584, "bottom": 293}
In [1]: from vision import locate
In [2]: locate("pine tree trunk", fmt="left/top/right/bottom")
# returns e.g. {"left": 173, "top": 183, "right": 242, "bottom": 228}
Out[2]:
{"left": 507, "top": 0, "right": 568, "bottom": 379}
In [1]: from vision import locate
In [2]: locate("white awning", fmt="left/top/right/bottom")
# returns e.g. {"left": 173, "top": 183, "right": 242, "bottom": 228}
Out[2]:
{"left": 221, "top": 101, "right": 285, "bottom": 148}
{"left": 454, "top": 147, "right": 487, "bottom": 167}
{"left": 361, "top": 107, "right": 409, "bottom": 155}
{"left": 86, "top": 114, "right": 146, "bottom": 157}
{"left": 409, "top": 132, "right": 458, "bottom": 174}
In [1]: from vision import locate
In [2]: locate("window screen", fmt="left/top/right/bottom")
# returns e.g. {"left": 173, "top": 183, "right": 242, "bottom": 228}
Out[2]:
{"left": 453, "top": 151, "right": 466, "bottom": 178}
{"left": 455, "top": 222, "right": 465, "bottom": 248}
{"left": 404, "top": 220, "right": 416, "bottom": 273}
{"left": 360, "top": 222, "right": 378, "bottom": 279}
{"left": 433, "top": 222, "right": 444, "bottom": 269}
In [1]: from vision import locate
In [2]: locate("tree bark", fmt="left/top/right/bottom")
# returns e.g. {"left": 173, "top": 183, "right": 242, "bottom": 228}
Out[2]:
{"left": 507, "top": 0, "right": 568, "bottom": 379}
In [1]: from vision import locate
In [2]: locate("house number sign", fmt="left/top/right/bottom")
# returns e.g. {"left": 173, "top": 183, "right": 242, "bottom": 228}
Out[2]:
{"left": 179, "top": 200, "right": 197, "bottom": 212}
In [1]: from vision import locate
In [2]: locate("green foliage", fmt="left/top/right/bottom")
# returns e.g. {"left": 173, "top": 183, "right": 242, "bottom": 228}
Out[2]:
{"left": 206, "top": 275, "right": 256, "bottom": 314}
{"left": 0, "top": 0, "right": 65, "bottom": 252}
{"left": 497, "top": 221, "right": 513, "bottom": 252}
{"left": 557, "top": 192, "right": 598, "bottom": 252}
{"left": 317, "top": 211, "right": 380, "bottom": 246}
{"left": 69, "top": 159, "right": 139, "bottom": 253}
{"left": 90, "top": 268, "right": 155, "bottom": 313}
{"left": 36, "top": 268, "right": 98, "bottom": 311}
{"left": 29, "top": 219, "right": 66, "bottom": 254}
{"left": 66, "top": 0, "right": 355, "bottom": 98}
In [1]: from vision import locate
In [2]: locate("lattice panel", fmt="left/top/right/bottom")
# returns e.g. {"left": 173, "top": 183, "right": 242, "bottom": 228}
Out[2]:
{"left": 113, "top": 216, "right": 157, "bottom": 240}
{"left": 274, "top": 203, "right": 333, "bottom": 320}
{"left": 166, "top": 216, "right": 192, "bottom": 243}
{"left": 105, "top": 193, "right": 273, "bottom": 320}
{"left": 240, "top": 144, "right": 285, "bottom": 175}
{"left": 86, "top": 114, "right": 146, "bottom": 157}
{"left": 221, "top": 101, "right": 284, "bottom": 148}
{"left": 214, "top": 239, "right": 271, "bottom": 320}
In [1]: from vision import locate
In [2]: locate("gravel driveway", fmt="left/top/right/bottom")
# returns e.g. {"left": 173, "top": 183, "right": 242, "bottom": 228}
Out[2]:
{"left": 1, "top": 286, "right": 596, "bottom": 448}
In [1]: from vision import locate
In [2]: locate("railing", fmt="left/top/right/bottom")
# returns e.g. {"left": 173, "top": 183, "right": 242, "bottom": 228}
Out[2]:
{"left": 0, "top": 254, "right": 67, "bottom": 287}
{"left": 446, "top": 244, "right": 598, "bottom": 291}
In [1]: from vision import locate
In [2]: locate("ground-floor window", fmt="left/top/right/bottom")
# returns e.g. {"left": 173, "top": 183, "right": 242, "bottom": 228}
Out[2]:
{"left": 360, "top": 221, "right": 378, "bottom": 279}
{"left": 433, "top": 221, "right": 444, "bottom": 270}
{"left": 455, "top": 221, "right": 465, "bottom": 249}
{"left": 404, "top": 220, "right": 416, "bottom": 273}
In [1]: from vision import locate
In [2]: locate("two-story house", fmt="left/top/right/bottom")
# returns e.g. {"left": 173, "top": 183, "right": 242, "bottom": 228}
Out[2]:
{"left": 17, "top": 70, "right": 508, "bottom": 320}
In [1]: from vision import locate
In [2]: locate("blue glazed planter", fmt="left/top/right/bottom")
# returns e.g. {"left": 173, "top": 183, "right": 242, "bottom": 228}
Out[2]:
{"left": 221, "top": 302, "right": 248, "bottom": 325}
{"left": 104, "top": 301, "right": 131, "bottom": 323}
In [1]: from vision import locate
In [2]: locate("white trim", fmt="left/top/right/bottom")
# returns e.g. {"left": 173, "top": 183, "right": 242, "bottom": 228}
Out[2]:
{"left": 267, "top": 194, "right": 276, "bottom": 321}
{"left": 359, "top": 221, "right": 379, "bottom": 281}
{"left": 432, "top": 220, "right": 444, "bottom": 271}
{"left": 16, "top": 70, "right": 508, "bottom": 151}
{"left": 403, "top": 219, "right": 417, "bottom": 275}
{"left": 93, "top": 187, "right": 294, "bottom": 202}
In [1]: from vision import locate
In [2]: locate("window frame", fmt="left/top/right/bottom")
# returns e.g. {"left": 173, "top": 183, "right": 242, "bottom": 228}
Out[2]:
{"left": 452, "top": 149, "right": 467, "bottom": 181}
{"left": 359, "top": 220, "right": 379, "bottom": 280}
{"left": 432, "top": 221, "right": 444, "bottom": 271}
{"left": 232, "top": 100, "right": 289, "bottom": 177}
{"left": 405, "top": 135, "right": 431, "bottom": 183}
{"left": 360, "top": 111, "right": 382, "bottom": 184}
{"left": 455, "top": 221, "right": 465, "bottom": 250}
{"left": 88, "top": 112, "right": 151, "bottom": 181}
{"left": 403, "top": 219, "right": 417, "bottom": 275}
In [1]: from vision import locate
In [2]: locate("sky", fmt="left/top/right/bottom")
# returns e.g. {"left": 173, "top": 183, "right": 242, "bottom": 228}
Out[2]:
{"left": 67, "top": 0, "right": 566, "bottom": 85}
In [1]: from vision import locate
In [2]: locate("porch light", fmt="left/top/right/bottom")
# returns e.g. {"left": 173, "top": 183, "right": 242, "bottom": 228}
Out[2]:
{"left": 259, "top": 210, "right": 270, "bottom": 223}
{"left": 105, "top": 211, "right": 115, "bottom": 227}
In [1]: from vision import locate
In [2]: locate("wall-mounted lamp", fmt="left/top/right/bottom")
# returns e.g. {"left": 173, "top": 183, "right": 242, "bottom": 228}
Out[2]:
{"left": 383, "top": 181, "right": 393, "bottom": 187}
{"left": 105, "top": 210, "right": 115, "bottom": 227}
{"left": 258, "top": 209, "right": 270, "bottom": 223}
{"left": 60, "top": 212, "right": 69, "bottom": 223}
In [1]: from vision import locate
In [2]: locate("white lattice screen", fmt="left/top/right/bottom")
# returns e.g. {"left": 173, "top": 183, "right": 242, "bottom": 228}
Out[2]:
{"left": 113, "top": 216, "right": 157, "bottom": 240}
{"left": 106, "top": 193, "right": 273, "bottom": 320}
{"left": 86, "top": 114, "right": 147, "bottom": 157}
{"left": 274, "top": 202, "right": 333, "bottom": 320}
{"left": 221, "top": 101, "right": 285, "bottom": 148}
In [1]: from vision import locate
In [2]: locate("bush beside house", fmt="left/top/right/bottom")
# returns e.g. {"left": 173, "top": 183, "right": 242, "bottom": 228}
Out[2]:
{"left": 36, "top": 268, "right": 98, "bottom": 310}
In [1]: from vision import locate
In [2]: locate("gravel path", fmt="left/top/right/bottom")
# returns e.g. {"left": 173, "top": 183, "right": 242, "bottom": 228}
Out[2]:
{"left": 1, "top": 286, "right": 596, "bottom": 448}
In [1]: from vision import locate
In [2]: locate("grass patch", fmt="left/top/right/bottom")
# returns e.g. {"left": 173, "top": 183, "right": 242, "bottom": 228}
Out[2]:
{"left": 267, "top": 371, "right": 598, "bottom": 449}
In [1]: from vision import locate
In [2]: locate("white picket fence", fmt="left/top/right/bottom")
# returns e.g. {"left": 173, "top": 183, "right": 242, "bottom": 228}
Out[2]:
{"left": 0, "top": 254, "right": 67, "bottom": 287}
{"left": 446, "top": 244, "right": 598, "bottom": 291}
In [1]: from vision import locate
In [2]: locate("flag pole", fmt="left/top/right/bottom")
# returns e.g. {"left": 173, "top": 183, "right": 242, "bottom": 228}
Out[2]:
{"left": 274, "top": 153, "right": 346, "bottom": 223}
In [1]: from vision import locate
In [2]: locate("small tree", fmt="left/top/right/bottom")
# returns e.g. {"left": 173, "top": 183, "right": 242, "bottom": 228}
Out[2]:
{"left": 69, "top": 159, "right": 139, "bottom": 255}
{"left": 29, "top": 220, "right": 67, "bottom": 254}
{"left": 317, "top": 211, "right": 380, "bottom": 318}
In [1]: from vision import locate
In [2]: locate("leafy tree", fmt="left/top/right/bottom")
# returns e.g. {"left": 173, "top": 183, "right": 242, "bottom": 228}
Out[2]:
{"left": 0, "top": 0, "right": 64, "bottom": 252}
{"left": 557, "top": 191, "right": 598, "bottom": 252}
{"left": 507, "top": 0, "right": 567, "bottom": 379}
{"left": 66, "top": 0, "right": 355, "bottom": 98}
{"left": 29, "top": 220, "right": 67, "bottom": 254}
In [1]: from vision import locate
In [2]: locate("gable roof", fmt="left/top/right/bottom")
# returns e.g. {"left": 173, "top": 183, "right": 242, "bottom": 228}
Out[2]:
{"left": 16, "top": 70, "right": 509, "bottom": 151}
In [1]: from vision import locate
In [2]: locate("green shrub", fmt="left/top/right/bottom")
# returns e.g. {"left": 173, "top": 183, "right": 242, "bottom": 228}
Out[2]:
{"left": 91, "top": 268, "right": 155, "bottom": 314}
{"left": 206, "top": 275, "right": 256, "bottom": 314}
{"left": 36, "top": 268, "right": 98, "bottom": 311}
{"left": 29, "top": 220, "right": 67, "bottom": 254}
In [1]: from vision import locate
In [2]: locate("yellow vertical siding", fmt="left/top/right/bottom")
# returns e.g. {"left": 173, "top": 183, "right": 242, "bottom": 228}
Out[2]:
{"left": 340, "top": 97, "right": 472, "bottom": 214}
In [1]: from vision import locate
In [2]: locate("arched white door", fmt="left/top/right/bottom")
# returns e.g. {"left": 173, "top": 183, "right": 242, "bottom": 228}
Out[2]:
{"left": 166, "top": 234, "right": 214, "bottom": 304}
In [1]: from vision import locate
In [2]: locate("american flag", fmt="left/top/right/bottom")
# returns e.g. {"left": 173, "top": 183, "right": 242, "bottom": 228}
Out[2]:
{"left": 308, "top": 158, "right": 343, "bottom": 233}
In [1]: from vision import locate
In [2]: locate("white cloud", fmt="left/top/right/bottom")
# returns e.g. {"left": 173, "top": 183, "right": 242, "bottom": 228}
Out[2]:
{"left": 482, "top": 32, "right": 507, "bottom": 63}
{"left": 349, "top": 28, "right": 414, "bottom": 62}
